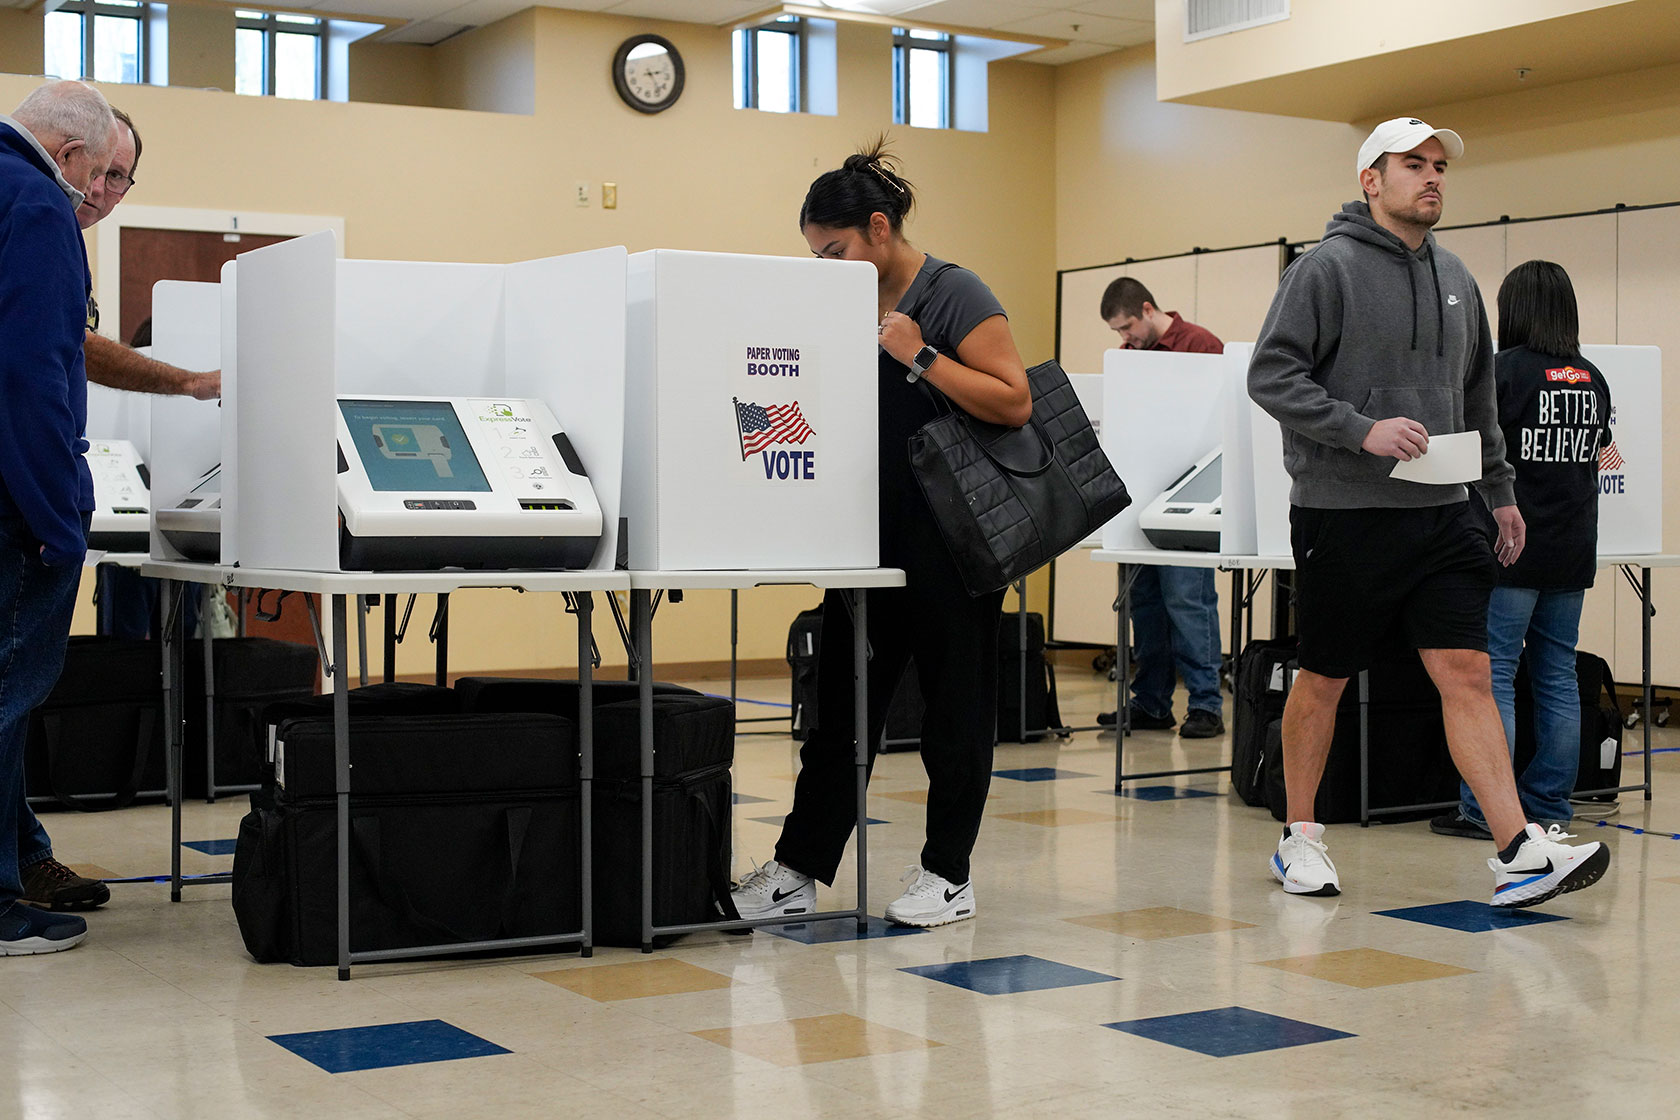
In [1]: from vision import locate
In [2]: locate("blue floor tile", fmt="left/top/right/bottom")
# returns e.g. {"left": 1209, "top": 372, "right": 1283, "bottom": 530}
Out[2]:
{"left": 766, "top": 916, "right": 927, "bottom": 943}
{"left": 181, "top": 839, "right": 238, "bottom": 856}
{"left": 269, "top": 1020, "right": 509, "bottom": 1074}
{"left": 1375, "top": 900, "right": 1570, "bottom": 932}
{"left": 748, "top": 814, "right": 887, "bottom": 827}
{"left": 901, "top": 954, "right": 1118, "bottom": 995}
{"left": 992, "top": 767, "right": 1095, "bottom": 782}
{"left": 1113, "top": 785, "right": 1219, "bottom": 801}
{"left": 1106, "top": 1006, "right": 1354, "bottom": 1057}
{"left": 732, "top": 793, "right": 772, "bottom": 805}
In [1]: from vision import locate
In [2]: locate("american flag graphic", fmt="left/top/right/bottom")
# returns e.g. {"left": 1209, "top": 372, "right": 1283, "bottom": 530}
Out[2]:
{"left": 734, "top": 399, "right": 815, "bottom": 459}
{"left": 1600, "top": 441, "right": 1624, "bottom": 471}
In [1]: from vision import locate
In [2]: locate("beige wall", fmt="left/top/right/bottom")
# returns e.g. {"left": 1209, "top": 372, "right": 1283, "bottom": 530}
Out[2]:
{"left": 1156, "top": 0, "right": 1630, "bottom": 102}
{"left": 9, "top": 7, "right": 1058, "bottom": 677}
{"left": 349, "top": 41, "right": 438, "bottom": 109}
{"left": 0, "top": 11, "right": 43, "bottom": 78}
{"left": 167, "top": 4, "right": 236, "bottom": 92}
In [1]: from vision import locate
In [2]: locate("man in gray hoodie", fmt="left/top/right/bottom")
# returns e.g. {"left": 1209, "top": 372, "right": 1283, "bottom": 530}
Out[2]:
{"left": 1248, "top": 118, "right": 1609, "bottom": 909}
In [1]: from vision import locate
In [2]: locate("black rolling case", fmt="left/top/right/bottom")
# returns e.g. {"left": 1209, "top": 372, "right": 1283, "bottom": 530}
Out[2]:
{"left": 255, "top": 682, "right": 462, "bottom": 783}
{"left": 1513, "top": 651, "right": 1624, "bottom": 799}
{"left": 1263, "top": 652, "right": 1460, "bottom": 823}
{"left": 1231, "top": 638, "right": 1298, "bottom": 807}
{"left": 232, "top": 712, "right": 580, "bottom": 966}
{"left": 997, "top": 611, "right": 1063, "bottom": 743}
{"left": 788, "top": 608, "right": 822, "bottom": 743}
{"left": 185, "top": 637, "right": 320, "bottom": 798}
{"left": 25, "top": 636, "right": 166, "bottom": 810}
{"left": 456, "top": 678, "right": 735, "bottom": 947}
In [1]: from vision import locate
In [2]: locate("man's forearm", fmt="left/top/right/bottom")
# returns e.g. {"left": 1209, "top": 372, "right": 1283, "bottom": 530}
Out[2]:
{"left": 85, "top": 331, "right": 219, "bottom": 398}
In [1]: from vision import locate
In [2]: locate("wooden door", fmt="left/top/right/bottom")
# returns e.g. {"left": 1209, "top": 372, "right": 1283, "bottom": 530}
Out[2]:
{"left": 118, "top": 227, "right": 293, "bottom": 346}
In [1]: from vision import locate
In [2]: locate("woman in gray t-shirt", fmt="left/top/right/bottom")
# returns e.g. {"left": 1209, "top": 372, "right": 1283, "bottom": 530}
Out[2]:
{"left": 730, "top": 140, "right": 1030, "bottom": 929}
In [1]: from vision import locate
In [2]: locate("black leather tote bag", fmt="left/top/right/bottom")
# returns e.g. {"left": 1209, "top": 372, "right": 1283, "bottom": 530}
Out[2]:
{"left": 908, "top": 357, "right": 1131, "bottom": 597}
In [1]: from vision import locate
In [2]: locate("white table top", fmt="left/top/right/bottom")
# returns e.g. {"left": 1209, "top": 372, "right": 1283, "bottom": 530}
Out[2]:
{"left": 140, "top": 560, "right": 630, "bottom": 595}
{"left": 90, "top": 551, "right": 147, "bottom": 569}
{"left": 1088, "top": 549, "right": 1237, "bottom": 570}
{"left": 1092, "top": 550, "right": 1680, "bottom": 573}
{"left": 627, "top": 568, "right": 907, "bottom": 591}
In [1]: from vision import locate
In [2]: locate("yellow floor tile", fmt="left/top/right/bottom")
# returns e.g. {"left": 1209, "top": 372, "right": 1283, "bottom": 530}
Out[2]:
{"left": 878, "top": 789, "right": 999, "bottom": 805}
{"left": 1253, "top": 947, "right": 1475, "bottom": 988}
{"left": 993, "top": 808, "right": 1117, "bottom": 827}
{"left": 692, "top": 1013, "right": 939, "bottom": 1067}
{"left": 1064, "top": 906, "right": 1256, "bottom": 939}
{"left": 70, "top": 863, "right": 119, "bottom": 880}
{"left": 1655, "top": 875, "right": 1680, "bottom": 885}
{"left": 533, "top": 959, "right": 735, "bottom": 1002}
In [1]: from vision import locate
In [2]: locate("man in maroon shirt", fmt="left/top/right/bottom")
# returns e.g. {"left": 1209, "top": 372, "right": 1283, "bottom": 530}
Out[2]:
{"left": 1096, "top": 278, "right": 1225, "bottom": 739}
{"left": 1103, "top": 277, "right": 1223, "bottom": 354}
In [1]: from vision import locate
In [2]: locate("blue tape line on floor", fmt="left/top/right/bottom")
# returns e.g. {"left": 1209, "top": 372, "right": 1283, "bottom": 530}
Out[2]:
{"left": 101, "top": 873, "right": 233, "bottom": 884}
{"left": 1593, "top": 820, "right": 1680, "bottom": 841}
{"left": 1621, "top": 747, "right": 1680, "bottom": 756}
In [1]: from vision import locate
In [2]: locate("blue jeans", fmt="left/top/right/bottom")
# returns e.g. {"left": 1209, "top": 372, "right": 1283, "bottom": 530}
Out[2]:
{"left": 95, "top": 564, "right": 192, "bottom": 639}
{"left": 1462, "top": 586, "right": 1585, "bottom": 828}
{"left": 1, "top": 519, "right": 83, "bottom": 907}
{"left": 1129, "top": 565, "right": 1222, "bottom": 718}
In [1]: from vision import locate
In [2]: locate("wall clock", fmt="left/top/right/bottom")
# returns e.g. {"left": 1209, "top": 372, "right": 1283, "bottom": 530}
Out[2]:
{"left": 613, "top": 34, "right": 684, "bottom": 114}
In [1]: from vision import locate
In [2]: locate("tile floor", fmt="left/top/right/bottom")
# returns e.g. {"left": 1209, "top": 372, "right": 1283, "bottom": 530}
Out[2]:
{"left": 4, "top": 666, "right": 1675, "bottom": 1118}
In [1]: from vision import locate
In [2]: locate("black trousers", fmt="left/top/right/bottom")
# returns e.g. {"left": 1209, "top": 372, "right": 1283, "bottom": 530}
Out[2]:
{"left": 775, "top": 517, "right": 1004, "bottom": 887}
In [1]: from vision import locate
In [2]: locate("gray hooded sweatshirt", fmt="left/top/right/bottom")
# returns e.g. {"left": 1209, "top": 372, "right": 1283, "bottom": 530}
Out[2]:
{"left": 1248, "top": 201, "right": 1516, "bottom": 511}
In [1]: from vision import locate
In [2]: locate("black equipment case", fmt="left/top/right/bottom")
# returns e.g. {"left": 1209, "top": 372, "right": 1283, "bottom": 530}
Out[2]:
{"left": 231, "top": 711, "right": 580, "bottom": 966}
{"left": 25, "top": 636, "right": 166, "bottom": 810}
{"left": 456, "top": 678, "right": 735, "bottom": 947}
{"left": 185, "top": 637, "right": 319, "bottom": 799}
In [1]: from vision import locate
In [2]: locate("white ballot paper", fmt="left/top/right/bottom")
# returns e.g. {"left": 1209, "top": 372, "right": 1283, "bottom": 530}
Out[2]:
{"left": 1388, "top": 430, "right": 1481, "bottom": 485}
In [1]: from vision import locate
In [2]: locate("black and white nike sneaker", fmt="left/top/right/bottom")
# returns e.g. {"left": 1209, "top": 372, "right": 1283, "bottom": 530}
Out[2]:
{"left": 729, "top": 859, "right": 815, "bottom": 921}
{"left": 884, "top": 866, "right": 976, "bottom": 927}
{"left": 1489, "top": 823, "right": 1610, "bottom": 908}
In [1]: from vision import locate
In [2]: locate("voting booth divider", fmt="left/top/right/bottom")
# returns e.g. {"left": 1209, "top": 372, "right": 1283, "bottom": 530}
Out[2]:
{"left": 621, "top": 249, "right": 879, "bottom": 571}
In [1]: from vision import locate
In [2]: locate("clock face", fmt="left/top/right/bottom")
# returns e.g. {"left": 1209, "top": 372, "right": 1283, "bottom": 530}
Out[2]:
{"left": 614, "top": 35, "right": 684, "bottom": 114}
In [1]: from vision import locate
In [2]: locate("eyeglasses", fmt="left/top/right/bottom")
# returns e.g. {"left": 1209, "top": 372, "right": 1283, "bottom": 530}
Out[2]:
{"left": 103, "top": 169, "right": 135, "bottom": 195}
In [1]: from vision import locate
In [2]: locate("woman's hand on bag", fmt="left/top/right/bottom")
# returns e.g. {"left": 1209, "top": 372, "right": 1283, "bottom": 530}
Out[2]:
{"left": 878, "top": 311, "right": 924, "bottom": 366}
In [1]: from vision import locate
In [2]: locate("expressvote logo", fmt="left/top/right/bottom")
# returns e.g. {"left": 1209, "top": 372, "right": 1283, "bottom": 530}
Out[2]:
{"left": 732, "top": 398, "right": 816, "bottom": 480}
{"left": 1545, "top": 366, "right": 1593, "bottom": 384}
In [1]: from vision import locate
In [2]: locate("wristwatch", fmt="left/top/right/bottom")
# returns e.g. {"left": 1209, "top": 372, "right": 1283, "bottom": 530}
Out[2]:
{"left": 905, "top": 344, "right": 939, "bottom": 383}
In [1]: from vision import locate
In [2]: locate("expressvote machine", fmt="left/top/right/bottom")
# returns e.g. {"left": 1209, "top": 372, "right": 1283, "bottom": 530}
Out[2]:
{"left": 1139, "top": 447, "right": 1222, "bottom": 552}
{"left": 335, "top": 396, "right": 602, "bottom": 571}
{"left": 155, "top": 463, "right": 224, "bottom": 561}
{"left": 84, "top": 438, "right": 151, "bottom": 553}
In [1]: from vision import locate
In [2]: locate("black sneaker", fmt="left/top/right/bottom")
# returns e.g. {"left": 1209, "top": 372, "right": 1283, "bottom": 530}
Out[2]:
{"left": 0, "top": 902, "right": 87, "bottom": 955}
{"left": 1180, "top": 710, "right": 1225, "bottom": 739}
{"left": 20, "top": 859, "right": 111, "bottom": 911}
{"left": 1429, "top": 809, "right": 1493, "bottom": 840}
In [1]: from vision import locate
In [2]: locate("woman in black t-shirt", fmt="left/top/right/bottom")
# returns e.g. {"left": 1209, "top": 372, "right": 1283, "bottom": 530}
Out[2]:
{"left": 730, "top": 140, "right": 1030, "bottom": 928}
{"left": 1434, "top": 260, "right": 1612, "bottom": 838}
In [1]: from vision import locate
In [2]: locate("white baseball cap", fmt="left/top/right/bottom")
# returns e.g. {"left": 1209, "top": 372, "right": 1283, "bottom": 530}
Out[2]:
{"left": 1356, "top": 117, "right": 1464, "bottom": 178}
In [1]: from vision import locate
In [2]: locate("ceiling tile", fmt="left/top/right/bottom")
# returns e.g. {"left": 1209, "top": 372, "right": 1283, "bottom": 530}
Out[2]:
{"left": 600, "top": 0, "right": 774, "bottom": 22}
{"left": 1015, "top": 40, "right": 1121, "bottom": 64}
{"left": 996, "top": 9, "right": 1150, "bottom": 45}
{"left": 897, "top": 0, "right": 1047, "bottom": 31}
{"left": 434, "top": 0, "right": 542, "bottom": 27}
{"left": 379, "top": 18, "right": 473, "bottom": 43}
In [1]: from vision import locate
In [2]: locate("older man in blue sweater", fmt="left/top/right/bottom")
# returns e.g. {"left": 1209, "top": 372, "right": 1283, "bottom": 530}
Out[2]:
{"left": 0, "top": 80, "right": 117, "bottom": 956}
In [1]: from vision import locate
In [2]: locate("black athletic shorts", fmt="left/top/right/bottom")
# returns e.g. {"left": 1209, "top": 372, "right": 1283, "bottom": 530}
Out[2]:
{"left": 1289, "top": 502, "right": 1496, "bottom": 679}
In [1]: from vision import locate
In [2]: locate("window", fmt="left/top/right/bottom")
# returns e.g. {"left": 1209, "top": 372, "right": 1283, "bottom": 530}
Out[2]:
{"left": 236, "top": 10, "right": 323, "bottom": 99}
{"left": 734, "top": 14, "right": 801, "bottom": 113}
{"left": 893, "top": 28, "right": 951, "bottom": 130}
{"left": 44, "top": 0, "right": 148, "bottom": 84}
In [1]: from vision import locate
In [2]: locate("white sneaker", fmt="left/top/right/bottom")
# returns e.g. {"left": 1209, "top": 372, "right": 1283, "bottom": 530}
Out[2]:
{"left": 884, "top": 866, "right": 976, "bottom": 927}
{"left": 1270, "top": 822, "right": 1340, "bottom": 896}
{"left": 729, "top": 859, "right": 815, "bottom": 921}
{"left": 1490, "top": 823, "right": 1610, "bottom": 909}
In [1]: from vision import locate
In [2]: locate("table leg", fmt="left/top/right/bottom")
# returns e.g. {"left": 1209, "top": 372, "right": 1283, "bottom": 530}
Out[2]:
{"left": 1643, "top": 566, "right": 1653, "bottom": 800}
{"left": 633, "top": 589, "right": 655, "bottom": 953}
{"left": 1113, "top": 565, "right": 1130, "bottom": 789}
{"left": 162, "top": 579, "right": 182, "bottom": 902}
{"left": 333, "top": 594, "right": 351, "bottom": 981}
{"left": 202, "top": 584, "right": 217, "bottom": 802}
{"left": 434, "top": 593, "right": 449, "bottom": 687}
{"left": 853, "top": 588, "right": 869, "bottom": 931}
{"left": 382, "top": 594, "right": 397, "bottom": 684}
{"left": 577, "top": 592, "right": 594, "bottom": 958}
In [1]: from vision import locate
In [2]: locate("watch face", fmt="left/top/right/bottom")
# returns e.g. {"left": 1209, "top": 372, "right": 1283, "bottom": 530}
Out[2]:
{"left": 615, "top": 35, "right": 684, "bottom": 114}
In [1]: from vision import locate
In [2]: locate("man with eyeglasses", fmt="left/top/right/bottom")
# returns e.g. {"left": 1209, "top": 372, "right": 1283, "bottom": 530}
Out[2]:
{"left": 79, "top": 108, "right": 220, "bottom": 402}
